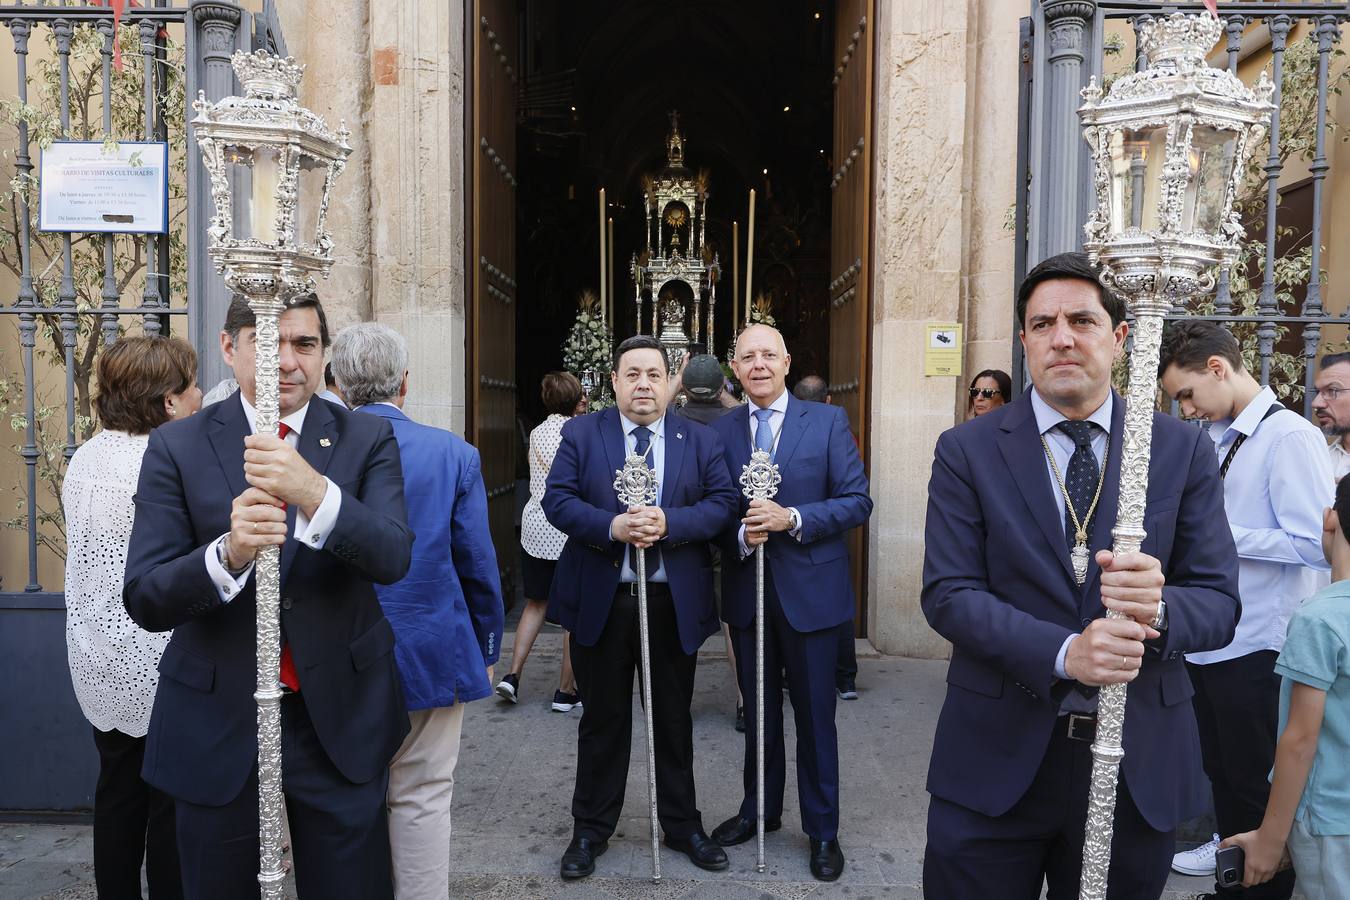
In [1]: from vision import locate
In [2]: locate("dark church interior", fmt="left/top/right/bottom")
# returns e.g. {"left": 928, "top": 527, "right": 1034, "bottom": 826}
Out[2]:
{"left": 513, "top": 0, "right": 839, "bottom": 423}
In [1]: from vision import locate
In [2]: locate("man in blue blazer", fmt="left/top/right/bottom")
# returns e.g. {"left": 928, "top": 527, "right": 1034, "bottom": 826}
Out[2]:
{"left": 124, "top": 295, "right": 414, "bottom": 900}
{"left": 332, "top": 322, "right": 504, "bottom": 900}
{"left": 921, "top": 252, "right": 1241, "bottom": 898}
{"left": 709, "top": 324, "right": 873, "bottom": 882}
{"left": 543, "top": 335, "right": 738, "bottom": 879}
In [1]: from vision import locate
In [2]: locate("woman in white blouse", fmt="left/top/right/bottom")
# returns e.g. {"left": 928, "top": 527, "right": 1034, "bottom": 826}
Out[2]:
{"left": 64, "top": 335, "right": 201, "bottom": 899}
{"left": 496, "top": 371, "right": 587, "bottom": 711}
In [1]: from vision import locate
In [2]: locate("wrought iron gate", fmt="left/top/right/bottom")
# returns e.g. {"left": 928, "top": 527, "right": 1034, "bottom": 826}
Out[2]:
{"left": 0, "top": 0, "right": 286, "bottom": 816}
{"left": 1015, "top": 1, "right": 1350, "bottom": 411}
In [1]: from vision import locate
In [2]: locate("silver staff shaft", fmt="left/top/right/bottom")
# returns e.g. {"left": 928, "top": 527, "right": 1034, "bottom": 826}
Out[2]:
{"left": 635, "top": 545, "right": 661, "bottom": 883}
{"left": 755, "top": 541, "right": 766, "bottom": 873}
{"left": 250, "top": 300, "right": 286, "bottom": 900}
{"left": 1078, "top": 310, "right": 1163, "bottom": 900}
{"left": 737, "top": 447, "right": 781, "bottom": 875}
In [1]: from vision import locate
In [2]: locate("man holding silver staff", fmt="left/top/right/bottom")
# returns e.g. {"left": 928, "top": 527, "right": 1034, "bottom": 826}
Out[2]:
{"left": 123, "top": 294, "right": 414, "bottom": 900}
{"left": 920, "top": 252, "right": 1241, "bottom": 898}
{"left": 543, "top": 334, "right": 737, "bottom": 880}
{"left": 709, "top": 323, "right": 872, "bottom": 882}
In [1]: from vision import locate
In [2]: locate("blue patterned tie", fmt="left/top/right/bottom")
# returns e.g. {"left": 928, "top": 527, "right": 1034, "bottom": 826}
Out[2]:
{"left": 630, "top": 425, "right": 660, "bottom": 573}
{"left": 1057, "top": 420, "right": 1100, "bottom": 549}
{"left": 753, "top": 408, "right": 774, "bottom": 456}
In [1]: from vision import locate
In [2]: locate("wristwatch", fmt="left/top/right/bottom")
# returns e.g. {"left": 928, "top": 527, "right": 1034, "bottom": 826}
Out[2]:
{"left": 788, "top": 508, "right": 802, "bottom": 534}
{"left": 1149, "top": 598, "right": 1167, "bottom": 632}
{"left": 217, "top": 536, "right": 250, "bottom": 577}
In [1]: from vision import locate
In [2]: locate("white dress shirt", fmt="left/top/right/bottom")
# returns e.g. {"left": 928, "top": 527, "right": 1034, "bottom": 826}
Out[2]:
{"left": 615, "top": 412, "right": 667, "bottom": 583}
{"left": 736, "top": 389, "right": 803, "bottom": 555}
{"left": 1029, "top": 389, "right": 1113, "bottom": 683}
{"left": 204, "top": 395, "right": 343, "bottom": 602}
{"left": 1329, "top": 440, "right": 1350, "bottom": 484}
{"left": 1188, "top": 386, "right": 1332, "bottom": 665}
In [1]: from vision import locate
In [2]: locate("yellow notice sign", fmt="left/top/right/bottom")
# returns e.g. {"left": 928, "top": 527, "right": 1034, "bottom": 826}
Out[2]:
{"left": 924, "top": 323, "right": 963, "bottom": 377}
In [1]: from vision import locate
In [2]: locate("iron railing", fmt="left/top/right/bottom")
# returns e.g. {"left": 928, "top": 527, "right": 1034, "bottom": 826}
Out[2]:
{"left": 1016, "top": 1, "right": 1350, "bottom": 416}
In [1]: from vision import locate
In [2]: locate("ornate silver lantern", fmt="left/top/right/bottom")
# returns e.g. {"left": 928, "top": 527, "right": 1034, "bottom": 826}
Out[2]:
{"left": 191, "top": 49, "right": 351, "bottom": 900}
{"left": 1075, "top": 14, "right": 1272, "bottom": 900}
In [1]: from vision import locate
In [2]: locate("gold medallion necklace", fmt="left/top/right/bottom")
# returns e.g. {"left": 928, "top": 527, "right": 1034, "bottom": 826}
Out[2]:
{"left": 1040, "top": 432, "right": 1109, "bottom": 585}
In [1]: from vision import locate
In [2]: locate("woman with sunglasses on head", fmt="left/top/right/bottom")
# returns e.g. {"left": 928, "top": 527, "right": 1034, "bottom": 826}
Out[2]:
{"left": 967, "top": 369, "right": 1011, "bottom": 419}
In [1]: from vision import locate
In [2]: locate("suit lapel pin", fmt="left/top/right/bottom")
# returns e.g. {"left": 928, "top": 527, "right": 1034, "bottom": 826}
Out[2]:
{"left": 319, "top": 437, "right": 332, "bottom": 448}
{"left": 676, "top": 431, "right": 684, "bottom": 440}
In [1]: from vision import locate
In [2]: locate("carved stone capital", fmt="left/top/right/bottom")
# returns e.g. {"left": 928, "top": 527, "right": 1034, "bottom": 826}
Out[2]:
{"left": 1043, "top": 0, "right": 1096, "bottom": 25}
{"left": 192, "top": 0, "right": 243, "bottom": 29}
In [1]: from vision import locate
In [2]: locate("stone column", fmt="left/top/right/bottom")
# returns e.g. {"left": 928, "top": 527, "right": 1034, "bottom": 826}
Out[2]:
{"left": 187, "top": 0, "right": 242, "bottom": 389}
{"left": 868, "top": 0, "right": 1023, "bottom": 658}
{"left": 1038, "top": 0, "right": 1096, "bottom": 259}
{"left": 366, "top": 0, "right": 467, "bottom": 432}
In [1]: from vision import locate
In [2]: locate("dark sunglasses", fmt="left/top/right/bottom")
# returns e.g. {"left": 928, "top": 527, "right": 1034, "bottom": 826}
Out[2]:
{"left": 968, "top": 388, "right": 1002, "bottom": 400}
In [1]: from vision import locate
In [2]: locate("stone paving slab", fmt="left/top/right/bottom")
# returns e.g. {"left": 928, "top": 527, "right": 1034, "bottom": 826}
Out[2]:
{"left": 0, "top": 633, "right": 1244, "bottom": 898}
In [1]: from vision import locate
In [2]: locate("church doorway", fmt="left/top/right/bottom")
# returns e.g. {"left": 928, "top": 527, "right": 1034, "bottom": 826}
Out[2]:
{"left": 467, "top": 0, "right": 874, "bottom": 624}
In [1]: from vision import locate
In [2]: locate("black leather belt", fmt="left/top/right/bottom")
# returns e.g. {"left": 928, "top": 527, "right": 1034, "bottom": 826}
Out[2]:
{"left": 1064, "top": 713, "right": 1097, "bottom": 743}
{"left": 617, "top": 581, "right": 671, "bottom": 597}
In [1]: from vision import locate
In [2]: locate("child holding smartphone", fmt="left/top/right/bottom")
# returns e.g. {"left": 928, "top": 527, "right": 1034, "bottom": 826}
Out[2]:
{"left": 1222, "top": 475, "right": 1350, "bottom": 898}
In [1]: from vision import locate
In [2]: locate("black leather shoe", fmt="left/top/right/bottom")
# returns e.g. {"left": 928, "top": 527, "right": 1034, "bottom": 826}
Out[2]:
{"left": 560, "top": 836, "right": 607, "bottom": 880}
{"left": 664, "top": 830, "right": 729, "bottom": 871}
{"left": 810, "top": 838, "right": 845, "bottom": 881}
{"left": 711, "top": 813, "right": 783, "bottom": 847}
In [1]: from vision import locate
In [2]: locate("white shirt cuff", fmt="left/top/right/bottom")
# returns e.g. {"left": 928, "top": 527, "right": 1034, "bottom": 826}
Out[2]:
{"left": 738, "top": 523, "right": 752, "bottom": 558}
{"left": 295, "top": 477, "right": 341, "bottom": 550}
{"left": 1054, "top": 634, "right": 1077, "bottom": 680}
{"left": 788, "top": 507, "right": 803, "bottom": 541}
{"left": 205, "top": 534, "right": 253, "bottom": 603}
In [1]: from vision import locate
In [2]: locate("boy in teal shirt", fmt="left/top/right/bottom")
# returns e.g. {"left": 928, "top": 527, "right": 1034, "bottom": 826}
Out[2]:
{"left": 1223, "top": 475, "right": 1350, "bottom": 898}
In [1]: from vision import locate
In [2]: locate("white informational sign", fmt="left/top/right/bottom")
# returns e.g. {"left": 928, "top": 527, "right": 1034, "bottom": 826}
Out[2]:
{"left": 38, "top": 141, "right": 168, "bottom": 234}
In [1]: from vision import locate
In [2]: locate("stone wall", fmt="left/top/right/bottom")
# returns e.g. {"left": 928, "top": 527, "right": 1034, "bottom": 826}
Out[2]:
{"left": 278, "top": 0, "right": 467, "bottom": 433}
{"left": 867, "top": 0, "right": 1022, "bottom": 657}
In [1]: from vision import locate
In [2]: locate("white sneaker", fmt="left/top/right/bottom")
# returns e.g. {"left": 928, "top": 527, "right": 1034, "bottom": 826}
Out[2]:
{"left": 1171, "top": 834, "right": 1220, "bottom": 876}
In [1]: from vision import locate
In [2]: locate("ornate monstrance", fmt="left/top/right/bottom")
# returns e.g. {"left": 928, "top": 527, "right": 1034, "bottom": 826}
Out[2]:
{"left": 630, "top": 111, "right": 720, "bottom": 374}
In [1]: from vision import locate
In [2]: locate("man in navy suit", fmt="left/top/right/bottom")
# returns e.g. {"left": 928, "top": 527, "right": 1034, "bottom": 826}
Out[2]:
{"left": 543, "top": 335, "right": 738, "bottom": 879}
{"left": 708, "top": 324, "right": 873, "bottom": 881}
{"left": 332, "top": 322, "right": 504, "bottom": 900}
{"left": 124, "top": 294, "right": 414, "bottom": 900}
{"left": 921, "top": 252, "right": 1241, "bottom": 898}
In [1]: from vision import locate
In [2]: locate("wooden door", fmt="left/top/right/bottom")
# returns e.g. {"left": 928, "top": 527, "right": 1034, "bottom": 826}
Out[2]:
{"left": 469, "top": 0, "right": 519, "bottom": 598}
{"left": 829, "top": 0, "right": 874, "bottom": 629}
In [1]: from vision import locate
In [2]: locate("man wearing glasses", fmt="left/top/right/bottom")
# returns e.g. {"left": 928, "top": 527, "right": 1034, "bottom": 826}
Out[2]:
{"left": 1312, "top": 352, "right": 1350, "bottom": 484}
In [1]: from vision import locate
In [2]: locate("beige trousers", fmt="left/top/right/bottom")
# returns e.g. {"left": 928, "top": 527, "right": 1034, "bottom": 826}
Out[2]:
{"left": 386, "top": 703, "right": 466, "bottom": 900}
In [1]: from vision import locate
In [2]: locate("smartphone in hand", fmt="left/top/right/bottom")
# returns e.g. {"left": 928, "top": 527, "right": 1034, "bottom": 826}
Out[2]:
{"left": 1215, "top": 845, "right": 1245, "bottom": 888}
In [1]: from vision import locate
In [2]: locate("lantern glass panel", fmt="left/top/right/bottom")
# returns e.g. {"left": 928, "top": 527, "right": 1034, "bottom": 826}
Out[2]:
{"left": 1106, "top": 125, "right": 1168, "bottom": 235}
{"left": 223, "top": 144, "right": 282, "bottom": 244}
{"left": 296, "top": 155, "right": 328, "bottom": 247}
{"left": 1181, "top": 125, "right": 1238, "bottom": 235}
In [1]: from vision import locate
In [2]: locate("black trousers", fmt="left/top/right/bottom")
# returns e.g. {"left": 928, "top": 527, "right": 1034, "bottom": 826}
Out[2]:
{"left": 837, "top": 620, "right": 858, "bottom": 682}
{"left": 569, "top": 584, "right": 702, "bottom": 842}
{"left": 92, "top": 727, "right": 183, "bottom": 900}
{"left": 1189, "top": 651, "right": 1297, "bottom": 900}
{"left": 923, "top": 726, "right": 1173, "bottom": 899}
{"left": 173, "top": 693, "right": 393, "bottom": 900}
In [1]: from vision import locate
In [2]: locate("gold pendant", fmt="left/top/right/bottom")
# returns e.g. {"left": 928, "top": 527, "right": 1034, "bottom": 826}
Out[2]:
{"left": 1072, "top": 542, "right": 1090, "bottom": 585}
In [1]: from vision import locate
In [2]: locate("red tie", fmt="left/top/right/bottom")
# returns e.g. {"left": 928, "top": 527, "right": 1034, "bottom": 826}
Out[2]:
{"left": 275, "top": 422, "right": 300, "bottom": 693}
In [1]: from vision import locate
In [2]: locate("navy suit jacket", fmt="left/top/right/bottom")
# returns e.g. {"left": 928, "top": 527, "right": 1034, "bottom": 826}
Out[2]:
{"left": 123, "top": 393, "right": 414, "bottom": 807}
{"left": 712, "top": 396, "right": 873, "bottom": 632}
{"left": 921, "top": 391, "right": 1240, "bottom": 832}
{"left": 543, "top": 406, "right": 738, "bottom": 655}
{"left": 357, "top": 404, "right": 504, "bottom": 710}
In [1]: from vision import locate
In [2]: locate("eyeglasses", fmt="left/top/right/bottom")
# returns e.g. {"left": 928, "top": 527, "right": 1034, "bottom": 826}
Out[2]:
{"left": 1314, "top": 387, "right": 1350, "bottom": 401}
{"left": 969, "top": 388, "right": 1002, "bottom": 400}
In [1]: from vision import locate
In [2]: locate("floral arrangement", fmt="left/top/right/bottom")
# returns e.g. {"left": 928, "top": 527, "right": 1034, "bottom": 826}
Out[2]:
{"left": 563, "top": 290, "right": 614, "bottom": 409}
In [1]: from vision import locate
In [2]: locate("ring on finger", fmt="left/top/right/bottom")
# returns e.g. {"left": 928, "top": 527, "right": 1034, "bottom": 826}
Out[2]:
{"left": 1121, "top": 655, "right": 1128, "bottom": 670}
{"left": 254, "top": 522, "right": 261, "bottom": 534}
